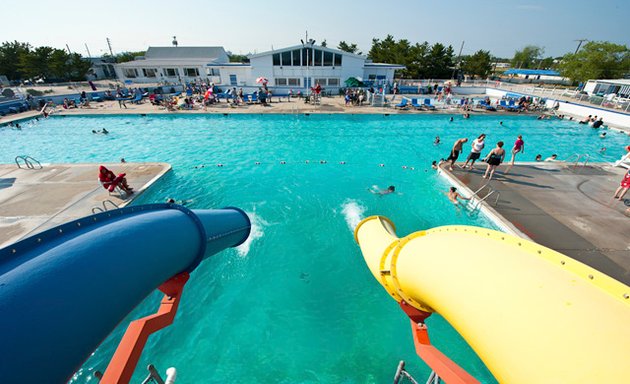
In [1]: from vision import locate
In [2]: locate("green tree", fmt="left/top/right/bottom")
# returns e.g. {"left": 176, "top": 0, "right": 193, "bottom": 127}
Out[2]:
{"left": 228, "top": 54, "right": 250, "bottom": 63}
{"left": 462, "top": 50, "right": 492, "bottom": 79}
{"left": 511, "top": 45, "right": 544, "bottom": 69}
{"left": 19, "top": 46, "right": 54, "bottom": 80}
{"left": 424, "top": 43, "right": 455, "bottom": 79}
{"left": 0, "top": 41, "right": 32, "bottom": 80}
{"left": 105, "top": 51, "right": 145, "bottom": 63}
{"left": 337, "top": 41, "right": 362, "bottom": 55}
{"left": 558, "top": 41, "right": 630, "bottom": 83}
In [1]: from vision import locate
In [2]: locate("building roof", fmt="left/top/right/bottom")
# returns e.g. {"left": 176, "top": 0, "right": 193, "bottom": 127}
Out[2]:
{"left": 504, "top": 69, "right": 561, "bottom": 76}
{"left": 145, "top": 46, "right": 228, "bottom": 61}
{"left": 588, "top": 79, "right": 630, "bottom": 86}
{"left": 364, "top": 62, "right": 406, "bottom": 69}
{"left": 248, "top": 44, "right": 366, "bottom": 60}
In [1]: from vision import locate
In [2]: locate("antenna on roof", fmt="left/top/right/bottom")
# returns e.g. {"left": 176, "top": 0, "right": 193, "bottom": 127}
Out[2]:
{"left": 172, "top": 36, "right": 178, "bottom": 47}
{"left": 106, "top": 38, "right": 114, "bottom": 56}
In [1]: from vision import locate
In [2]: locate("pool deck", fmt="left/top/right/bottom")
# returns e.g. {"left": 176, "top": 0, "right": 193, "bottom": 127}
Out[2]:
{"left": 0, "top": 162, "right": 170, "bottom": 248}
{"left": 441, "top": 162, "right": 630, "bottom": 285}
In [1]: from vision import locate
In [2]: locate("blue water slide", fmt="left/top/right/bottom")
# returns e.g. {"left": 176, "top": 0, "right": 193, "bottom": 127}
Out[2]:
{"left": 0, "top": 204, "right": 250, "bottom": 384}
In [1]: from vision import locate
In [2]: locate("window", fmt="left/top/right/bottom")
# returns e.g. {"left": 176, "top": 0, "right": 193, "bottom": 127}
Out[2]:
{"left": 273, "top": 53, "right": 280, "bottom": 66}
{"left": 206, "top": 68, "right": 220, "bottom": 76}
{"left": 368, "top": 74, "right": 376, "bottom": 80}
{"left": 292, "top": 49, "right": 301, "bottom": 66}
{"left": 302, "top": 48, "right": 313, "bottom": 66}
{"left": 276, "top": 78, "right": 287, "bottom": 86}
{"left": 184, "top": 68, "right": 199, "bottom": 77}
{"left": 314, "top": 49, "right": 322, "bottom": 66}
{"left": 229, "top": 74, "right": 237, "bottom": 86}
{"left": 164, "top": 68, "right": 178, "bottom": 77}
{"left": 288, "top": 78, "right": 300, "bottom": 86}
{"left": 323, "top": 51, "right": 333, "bottom": 66}
{"left": 314, "top": 78, "right": 327, "bottom": 86}
{"left": 328, "top": 78, "right": 339, "bottom": 86}
{"left": 334, "top": 54, "right": 342, "bottom": 67}
{"left": 123, "top": 68, "right": 137, "bottom": 78}
{"left": 142, "top": 68, "right": 157, "bottom": 78}
{"left": 281, "top": 51, "right": 292, "bottom": 66}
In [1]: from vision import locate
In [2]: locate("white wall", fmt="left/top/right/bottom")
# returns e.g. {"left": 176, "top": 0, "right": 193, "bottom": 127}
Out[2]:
{"left": 545, "top": 99, "right": 630, "bottom": 129}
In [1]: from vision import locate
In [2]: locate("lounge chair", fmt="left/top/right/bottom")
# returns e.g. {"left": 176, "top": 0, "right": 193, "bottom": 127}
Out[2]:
{"left": 423, "top": 98, "right": 436, "bottom": 110}
{"left": 394, "top": 98, "right": 409, "bottom": 109}
{"left": 98, "top": 179, "right": 127, "bottom": 197}
{"left": 507, "top": 100, "right": 521, "bottom": 111}
{"left": 498, "top": 100, "right": 509, "bottom": 110}
{"left": 411, "top": 98, "right": 423, "bottom": 109}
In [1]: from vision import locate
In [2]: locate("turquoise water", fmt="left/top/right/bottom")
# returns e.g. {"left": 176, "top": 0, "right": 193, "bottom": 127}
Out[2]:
{"left": 1, "top": 114, "right": 627, "bottom": 383}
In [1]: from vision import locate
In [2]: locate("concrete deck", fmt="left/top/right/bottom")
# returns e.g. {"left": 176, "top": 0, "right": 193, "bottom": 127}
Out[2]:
{"left": 442, "top": 162, "right": 630, "bottom": 285}
{"left": 0, "top": 162, "right": 170, "bottom": 248}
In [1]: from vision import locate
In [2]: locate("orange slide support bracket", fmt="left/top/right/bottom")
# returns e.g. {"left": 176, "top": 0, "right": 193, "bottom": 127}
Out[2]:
{"left": 100, "top": 272, "right": 190, "bottom": 384}
{"left": 399, "top": 301, "right": 480, "bottom": 384}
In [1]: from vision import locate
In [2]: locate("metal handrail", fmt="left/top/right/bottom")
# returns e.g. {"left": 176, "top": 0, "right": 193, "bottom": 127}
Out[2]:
{"left": 14, "top": 155, "right": 43, "bottom": 169}
{"left": 91, "top": 200, "right": 120, "bottom": 215}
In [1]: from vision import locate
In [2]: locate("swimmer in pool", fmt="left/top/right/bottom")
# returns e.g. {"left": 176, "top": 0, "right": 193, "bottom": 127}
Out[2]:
{"left": 369, "top": 185, "right": 396, "bottom": 195}
{"left": 446, "top": 186, "right": 470, "bottom": 205}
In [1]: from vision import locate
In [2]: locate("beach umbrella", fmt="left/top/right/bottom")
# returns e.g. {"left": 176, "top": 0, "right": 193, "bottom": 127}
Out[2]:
{"left": 256, "top": 77, "right": 268, "bottom": 84}
{"left": 344, "top": 77, "right": 363, "bottom": 87}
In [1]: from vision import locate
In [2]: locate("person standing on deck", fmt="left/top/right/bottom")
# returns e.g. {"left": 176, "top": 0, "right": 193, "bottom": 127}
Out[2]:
{"left": 446, "top": 138, "right": 468, "bottom": 171}
{"left": 505, "top": 135, "right": 524, "bottom": 174}
{"left": 462, "top": 134, "right": 486, "bottom": 170}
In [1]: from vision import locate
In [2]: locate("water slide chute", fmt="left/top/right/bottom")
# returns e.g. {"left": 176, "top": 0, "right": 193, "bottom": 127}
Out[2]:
{"left": 0, "top": 204, "right": 250, "bottom": 384}
{"left": 355, "top": 216, "right": 630, "bottom": 383}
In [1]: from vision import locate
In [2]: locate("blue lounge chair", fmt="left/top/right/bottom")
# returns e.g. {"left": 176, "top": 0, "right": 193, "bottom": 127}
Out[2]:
{"left": 507, "top": 100, "right": 521, "bottom": 111}
{"left": 411, "top": 98, "right": 423, "bottom": 109}
{"left": 498, "top": 100, "right": 509, "bottom": 110}
{"left": 394, "top": 98, "right": 409, "bottom": 109}
{"left": 423, "top": 98, "right": 436, "bottom": 110}
{"left": 131, "top": 92, "right": 143, "bottom": 104}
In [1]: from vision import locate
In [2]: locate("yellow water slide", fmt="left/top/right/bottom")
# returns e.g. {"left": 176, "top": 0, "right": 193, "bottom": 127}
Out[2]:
{"left": 354, "top": 216, "right": 630, "bottom": 383}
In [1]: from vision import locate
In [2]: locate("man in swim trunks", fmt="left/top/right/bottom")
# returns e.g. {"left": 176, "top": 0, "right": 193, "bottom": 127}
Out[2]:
{"left": 446, "top": 138, "right": 468, "bottom": 171}
{"left": 446, "top": 187, "right": 470, "bottom": 205}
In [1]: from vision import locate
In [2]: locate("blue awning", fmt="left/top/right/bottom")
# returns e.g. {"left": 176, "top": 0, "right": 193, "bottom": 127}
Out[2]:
{"left": 504, "top": 69, "right": 560, "bottom": 76}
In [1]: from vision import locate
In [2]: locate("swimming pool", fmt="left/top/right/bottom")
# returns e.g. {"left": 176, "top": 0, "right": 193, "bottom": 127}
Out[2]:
{"left": 1, "top": 114, "right": 627, "bottom": 383}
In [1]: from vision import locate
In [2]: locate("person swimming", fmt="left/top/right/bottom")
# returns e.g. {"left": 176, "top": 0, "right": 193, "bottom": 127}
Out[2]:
{"left": 446, "top": 187, "right": 471, "bottom": 205}
{"left": 434, "top": 136, "right": 441, "bottom": 145}
{"left": 369, "top": 185, "right": 396, "bottom": 195}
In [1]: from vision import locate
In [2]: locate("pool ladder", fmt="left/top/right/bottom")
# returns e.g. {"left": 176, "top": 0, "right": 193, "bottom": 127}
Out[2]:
{"left": 15, "top": 155, "right": 42, "bottom": 169}
{"left": 393, "top": 360, "right": 438, "bottom": 384}
{"left": 566, "top": 153, "right": 590, "bottom": 169}
{"left": 91, "top": 199, "right": 119, "bottom": 214}
{"left": 470, "top": 182, "right": 500, "bottom": 210}
{"left": 94, "top": 364, "right": 176, "bottom": 384}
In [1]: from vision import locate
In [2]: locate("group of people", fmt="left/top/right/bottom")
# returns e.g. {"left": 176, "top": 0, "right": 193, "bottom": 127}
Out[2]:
{"left": 441, "top": 133, "right": 526, "bottom": 180}
{"left": 578, "top": 114, "right": 604, "bottom": 128}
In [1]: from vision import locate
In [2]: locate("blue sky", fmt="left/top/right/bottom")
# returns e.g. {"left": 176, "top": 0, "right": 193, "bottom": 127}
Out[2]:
{"left": 3, "top": 0, "right": 628, "bottom": 59}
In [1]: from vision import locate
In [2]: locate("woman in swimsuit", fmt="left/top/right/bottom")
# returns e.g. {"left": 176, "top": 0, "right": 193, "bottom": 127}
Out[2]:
{"left": 509, "top": 135, "right": 525, "bottom": 165}
{"left": 483, "top": 141, "right": 505, "bottom": 180}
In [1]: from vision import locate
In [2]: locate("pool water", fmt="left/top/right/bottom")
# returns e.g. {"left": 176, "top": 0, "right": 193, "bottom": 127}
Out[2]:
{"left": 1, "top": 114, "right": 627, "bottom": 383}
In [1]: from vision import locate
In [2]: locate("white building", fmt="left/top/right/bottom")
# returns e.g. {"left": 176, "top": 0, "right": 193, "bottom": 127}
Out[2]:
{"left": 114, "top": 47, "right": 231, "bottom": 85}
{"left": 114, "top": 45, "right": 403, "bottom": 92}
{"left": 583, "top": 79, "right": 630, "bottom": 98}
{"left": 247, "top": 44, "right": 403, "bottom": 91}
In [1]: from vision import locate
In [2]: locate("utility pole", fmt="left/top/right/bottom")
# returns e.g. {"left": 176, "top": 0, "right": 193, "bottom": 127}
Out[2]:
{"left": 574, "top": 39, "right": 587, "bottom": 54}
{"left": 106, "top": 38, "right": 114, "bottom": 56}
{"left": 451, "top": 40, "right": 465, "bottom": 79}
{"left": 66, "top": 44, "right": 72, "bottom": 54}
{"left": 85, "top": 43, "right": 92, "bottom": 58}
